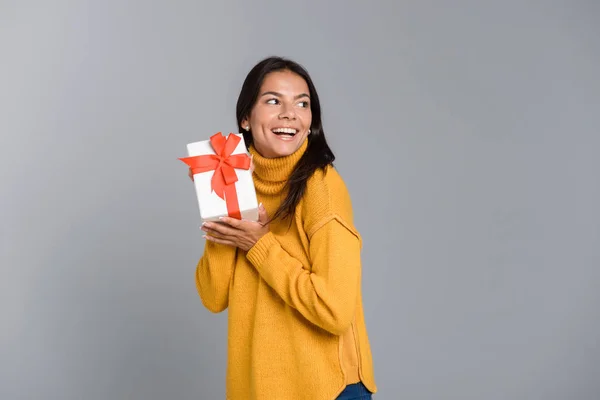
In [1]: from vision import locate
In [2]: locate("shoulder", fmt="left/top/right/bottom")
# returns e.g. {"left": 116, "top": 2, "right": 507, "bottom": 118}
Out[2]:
{"left": 301, "top": 165, "right": 358, "bottom": 238}
{"left": 305, "top": 165, "right": 353, "bottom": 213}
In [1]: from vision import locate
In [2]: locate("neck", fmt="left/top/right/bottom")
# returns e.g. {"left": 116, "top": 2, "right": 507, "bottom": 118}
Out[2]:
{"left": 250, "top": 139, "right": 308, "bottom": 183}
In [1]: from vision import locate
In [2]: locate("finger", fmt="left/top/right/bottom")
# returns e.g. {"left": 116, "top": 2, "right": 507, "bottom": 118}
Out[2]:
{"left": 258, "top": 203, "right": 269, "bottom": 225}
{"left": 219, "top": 216, "right": 244, "bottom": 229}
{"left": 202, "top": 226, "right": 238, "bottom": 241}
{"left": 204, "top": 234, "right": 236, "bottom": 247}
{"left": 200, "top": 226, "right": 228, "bottom": 240}
{"left": 203, "top": 221, "right": 239, "bottom": 236}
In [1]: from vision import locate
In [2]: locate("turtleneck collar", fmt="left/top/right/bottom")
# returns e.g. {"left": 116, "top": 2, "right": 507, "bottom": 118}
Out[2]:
{"left": 249, "top": 138, "right": 308, "bottom": 183}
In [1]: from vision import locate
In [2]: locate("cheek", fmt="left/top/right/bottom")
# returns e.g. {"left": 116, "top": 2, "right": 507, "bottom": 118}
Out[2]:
{"left": 251, "top": 106, "right": 276, "bottom": 125}
{"left": 303, "top": 111, "right": 312, "bottom": 127}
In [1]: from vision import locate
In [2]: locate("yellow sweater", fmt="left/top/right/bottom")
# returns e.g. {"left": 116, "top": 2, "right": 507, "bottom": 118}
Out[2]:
{"left": 195, "top": 139, "right": 377, "bottom": 400}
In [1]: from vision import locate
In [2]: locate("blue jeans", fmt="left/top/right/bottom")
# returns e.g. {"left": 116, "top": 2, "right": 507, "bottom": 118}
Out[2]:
{"left": 335, "top": 382, "right": 373, "bottom": 399}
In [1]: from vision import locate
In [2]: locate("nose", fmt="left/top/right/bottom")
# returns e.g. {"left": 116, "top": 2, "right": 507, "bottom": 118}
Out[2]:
{"left": 278, "top": 103, "right": 296, "bottom": 119}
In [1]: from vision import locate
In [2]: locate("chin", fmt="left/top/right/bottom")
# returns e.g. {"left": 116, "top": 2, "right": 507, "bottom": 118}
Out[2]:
{"left": 273, "top": 138, "right": 306, "bottom": 157}
{"left": 260, "top": 135, "right": 301, "bottom": 157}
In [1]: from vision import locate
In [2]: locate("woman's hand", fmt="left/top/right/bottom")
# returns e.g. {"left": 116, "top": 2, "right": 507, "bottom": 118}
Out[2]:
{"left": 201, "top": 203, "right": 269, "bottom": 251}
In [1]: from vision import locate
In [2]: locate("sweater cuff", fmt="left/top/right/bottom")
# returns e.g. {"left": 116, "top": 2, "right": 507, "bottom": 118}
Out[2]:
{"left": 246, "top": 231, "right": 279, "bottom": 268}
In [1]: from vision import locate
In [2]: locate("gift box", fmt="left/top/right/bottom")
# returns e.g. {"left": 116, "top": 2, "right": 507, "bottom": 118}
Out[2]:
{"left": 179, "top": 132, "right": 259, "bottom": 223}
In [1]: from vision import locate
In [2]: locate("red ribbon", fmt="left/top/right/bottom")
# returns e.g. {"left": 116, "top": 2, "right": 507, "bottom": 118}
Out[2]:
{"left": 179, "top": 132, "right": 251, "bottom": 220}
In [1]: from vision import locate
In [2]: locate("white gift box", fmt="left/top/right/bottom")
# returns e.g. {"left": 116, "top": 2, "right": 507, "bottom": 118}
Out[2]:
{"left": 183, "top": 133, "right": 259, "bottom": 223}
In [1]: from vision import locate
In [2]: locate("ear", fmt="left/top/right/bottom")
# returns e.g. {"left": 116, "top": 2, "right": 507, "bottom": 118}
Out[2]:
{"left": 241, "top": 117, "right": 250, "bottom": 131}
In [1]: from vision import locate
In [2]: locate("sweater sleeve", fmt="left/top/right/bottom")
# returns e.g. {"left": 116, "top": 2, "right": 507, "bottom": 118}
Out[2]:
{"left": 245, "top": 215, "right": 361, "bottom": 335}
{"left": 195, "top": 240, "right": 238, "bottom": 313}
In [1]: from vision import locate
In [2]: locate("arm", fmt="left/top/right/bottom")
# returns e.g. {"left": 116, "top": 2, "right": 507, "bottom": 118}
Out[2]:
{"left": 195, "top": 240, "right": 237, "bottom": 313}
{"left": 245, "top": 216, "right": 361, "bottom": 335}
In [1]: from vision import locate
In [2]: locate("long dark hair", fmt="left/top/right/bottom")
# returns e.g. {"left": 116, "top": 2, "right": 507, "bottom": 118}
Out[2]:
{"left": 236, "top": 56, "right": 335, "bottom": 222}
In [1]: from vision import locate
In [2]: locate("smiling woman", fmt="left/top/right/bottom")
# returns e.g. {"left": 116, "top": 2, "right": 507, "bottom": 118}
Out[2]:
{"left": 192, "top": 56, "right": 377, "bottom": 400}
{"left": 241, "top": 70, "right": 312, "bottom": 158}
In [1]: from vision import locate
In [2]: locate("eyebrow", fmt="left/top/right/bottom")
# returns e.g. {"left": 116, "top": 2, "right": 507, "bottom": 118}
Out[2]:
{"left": 260, "top": 91, "right": 310, "bottom": 100}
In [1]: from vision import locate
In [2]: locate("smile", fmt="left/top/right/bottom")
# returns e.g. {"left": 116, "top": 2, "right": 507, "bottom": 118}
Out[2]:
{"left": 272, "top": 127, "right": 298, "bottom": 137}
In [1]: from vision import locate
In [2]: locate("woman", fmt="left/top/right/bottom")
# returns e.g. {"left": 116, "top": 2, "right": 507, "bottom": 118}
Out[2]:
{"left": 191, "top": 56, "right": 377, "bottom": 400}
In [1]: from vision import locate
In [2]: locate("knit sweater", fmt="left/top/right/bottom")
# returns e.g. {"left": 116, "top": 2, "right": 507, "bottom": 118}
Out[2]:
{"left": 195, "top": 138, "right": 377, "bottom": 400}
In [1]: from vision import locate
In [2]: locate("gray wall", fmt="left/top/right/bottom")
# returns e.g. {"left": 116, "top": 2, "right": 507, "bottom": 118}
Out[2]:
{"left": 2, "top": 1, "right": 599, "bottom": 399}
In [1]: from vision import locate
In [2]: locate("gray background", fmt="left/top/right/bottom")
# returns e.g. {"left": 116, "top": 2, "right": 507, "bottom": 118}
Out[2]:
{"left": 1, "top": 1, "right": 599, "bottom": 399}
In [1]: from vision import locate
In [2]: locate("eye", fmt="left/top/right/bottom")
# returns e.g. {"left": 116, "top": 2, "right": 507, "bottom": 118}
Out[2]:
{"left": 266, "top": 98, "right": 279, "bottom": 105}
{"left": 298, "top": 101, "right": 309, "bottom": 108}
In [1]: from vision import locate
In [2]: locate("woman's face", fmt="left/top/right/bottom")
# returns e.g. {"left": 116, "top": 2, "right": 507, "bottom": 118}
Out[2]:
{"left": 242, "top": 70, "right": 312, "bottom": 158}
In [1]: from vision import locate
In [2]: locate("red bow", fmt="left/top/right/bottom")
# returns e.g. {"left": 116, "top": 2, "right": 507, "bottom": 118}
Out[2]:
{"left": 179, "top": 132, "right": 251, "bottom": 219}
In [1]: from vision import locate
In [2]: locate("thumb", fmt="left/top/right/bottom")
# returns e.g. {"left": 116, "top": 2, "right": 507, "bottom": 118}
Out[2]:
{"left": 258, "top": 203, "right": 268, "bottom": 224}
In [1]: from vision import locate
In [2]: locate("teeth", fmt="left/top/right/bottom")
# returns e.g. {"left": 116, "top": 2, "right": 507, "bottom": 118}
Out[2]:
{"left": 272, "top": 128, "right": 297, "bottom": 134}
